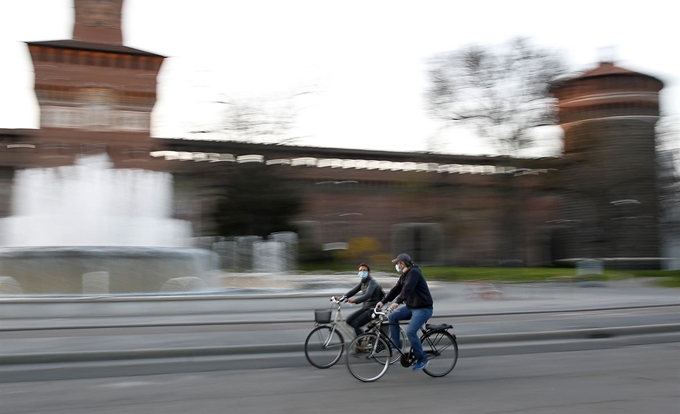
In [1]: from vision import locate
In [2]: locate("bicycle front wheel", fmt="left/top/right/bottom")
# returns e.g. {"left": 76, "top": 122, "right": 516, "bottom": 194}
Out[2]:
{"left": 346, "top": 333, "right": 390, "bottom": 382}
{"left": 372, "top": 324, "right": 409, "bottom": 364}
{"left": 421, "top": 330, "right": 458, "bottom": 377}
{"left": 304, "top": 325, "right": 344, "bottom": 369}
{"left": 390, "top": 327, "right": 409, "bottom": 364}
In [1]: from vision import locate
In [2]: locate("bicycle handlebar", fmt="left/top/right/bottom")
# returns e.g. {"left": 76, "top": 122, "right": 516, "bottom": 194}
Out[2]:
{"left": 372, "top": 303, "right": 392, "bottom": 319}
{"left": 330, "top": 296, "right": 348, "bottom": 304}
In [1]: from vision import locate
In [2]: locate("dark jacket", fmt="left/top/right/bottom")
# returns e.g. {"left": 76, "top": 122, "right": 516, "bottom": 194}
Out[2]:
{"left": 345, "top": 275, "right": 384, "bottom": 309}
{"left": 382, "top": 265, "right": 433, "bottom": 309}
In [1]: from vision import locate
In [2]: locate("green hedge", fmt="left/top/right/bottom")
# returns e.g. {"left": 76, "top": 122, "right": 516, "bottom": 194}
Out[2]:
{"left": 297, "top": 264, "right": 680, "bottom": 286}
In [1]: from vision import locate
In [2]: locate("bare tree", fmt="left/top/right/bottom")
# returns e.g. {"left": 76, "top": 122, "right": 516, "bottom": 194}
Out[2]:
{"left": 427, "top": 38, "right": 568, "bottom": 263}
{"left": 192, "top": 91, "right": 312, "bottom": 145}
{"left": 427, "top": 37, "right": 568, "bottom": 155}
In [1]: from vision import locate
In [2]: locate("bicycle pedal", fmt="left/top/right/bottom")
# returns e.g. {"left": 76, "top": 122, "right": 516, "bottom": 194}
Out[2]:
{"left": 400, "top": 353, "right": 414, "bottom": 368}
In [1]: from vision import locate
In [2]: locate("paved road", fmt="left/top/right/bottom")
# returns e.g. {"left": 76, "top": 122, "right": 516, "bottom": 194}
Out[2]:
{"left": 1, "top": 343, "right": 678, "bottom": 414}
{"left": 0, "top": 278, "right": 678, "bottom": 371}
{"left": 2, "top": 278, "right": 679, "bottom": 323}
{"left": 1, "top": 305, "right": 678, "bottom": 356}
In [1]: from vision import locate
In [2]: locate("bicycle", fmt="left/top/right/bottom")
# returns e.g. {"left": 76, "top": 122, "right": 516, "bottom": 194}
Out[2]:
{"left": 345, "top": 304, "right": 458, "bottom": 382}
{"left": 304, "top": 296, "right": 408, "bottom": 369}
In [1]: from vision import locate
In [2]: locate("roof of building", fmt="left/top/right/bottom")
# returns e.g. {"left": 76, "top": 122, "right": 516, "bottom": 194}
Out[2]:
{"left": 25, "top": 40, "right": 165, "bottom": 58}
{"left": 579, "top": 62, "right": 631, "bottom": 77}
{"left": 154, "top": 137, "right": 557, "bottom": 167}
{"left": 576, "top": 61, "right": 658, "bottom": 80}
{"left": 551, "top": 61, "right": 664, "bottom": 91}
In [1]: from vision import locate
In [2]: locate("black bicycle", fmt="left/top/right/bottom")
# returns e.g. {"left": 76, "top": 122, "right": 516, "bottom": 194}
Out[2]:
{"left": 345, "top": 305, "right": 458, "bottom": 382}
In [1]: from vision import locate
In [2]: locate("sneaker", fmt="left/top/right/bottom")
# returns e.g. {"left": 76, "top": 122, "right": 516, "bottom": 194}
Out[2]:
{"left": 412, "top": 359, "right": 429, "bottom": 371}
{"left": 361, "top": 341, "right": 373, "bottom": 350}
{"left": 349, "top": 345, "right": 363, "bottom": 357}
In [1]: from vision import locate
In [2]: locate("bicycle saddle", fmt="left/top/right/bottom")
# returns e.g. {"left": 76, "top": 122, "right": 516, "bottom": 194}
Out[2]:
{"left": 425, "top": 323, "right": 453, "bottom": 331}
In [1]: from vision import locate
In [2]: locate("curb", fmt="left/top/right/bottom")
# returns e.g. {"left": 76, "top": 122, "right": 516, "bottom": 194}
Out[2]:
{"left": 2, "top": 333, "right": 680, "bottom": 384}
{"left": 2, "top": 323, "right": 679, "bottom": 366}
{"left": 458, "top": 323, "right": 680, "bottom": 343}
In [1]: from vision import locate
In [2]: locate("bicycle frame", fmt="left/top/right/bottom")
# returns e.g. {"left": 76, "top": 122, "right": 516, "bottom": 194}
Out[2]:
{"left": 370, "top": 305, "right": 451, "bottom": 361}
{"left": 318, "top": 298, "right": 398, "bottom": 349}
{"left": 307, "top": 296, "right": 408, "bottom": 370}
{"left": 318, "top": 296, "right": 356, "bottom": 343}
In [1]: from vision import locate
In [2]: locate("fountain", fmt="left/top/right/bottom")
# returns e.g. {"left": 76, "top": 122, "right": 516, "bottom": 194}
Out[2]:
{"left": 0, "top": 154, "right": 219, "bottom": 295}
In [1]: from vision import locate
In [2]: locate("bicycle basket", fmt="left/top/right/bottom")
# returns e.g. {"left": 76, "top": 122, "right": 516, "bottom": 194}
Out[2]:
{"left": 314, "top": 309, "right": 332, "bottom": 324}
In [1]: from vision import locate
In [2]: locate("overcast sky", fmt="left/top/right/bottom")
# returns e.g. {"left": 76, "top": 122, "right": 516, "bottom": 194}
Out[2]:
{"left": 0, "top": 0, "right": 677, "bottom": 157}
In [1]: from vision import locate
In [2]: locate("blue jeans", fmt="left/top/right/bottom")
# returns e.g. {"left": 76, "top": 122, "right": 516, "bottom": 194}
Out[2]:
{"left": 388, "top": 306, "right": 433, "bottom": 363}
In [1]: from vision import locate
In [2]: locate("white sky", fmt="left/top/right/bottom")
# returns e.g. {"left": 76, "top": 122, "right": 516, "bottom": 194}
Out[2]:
{"left": 0, "top": 0, "right": 677, "bottom": 157}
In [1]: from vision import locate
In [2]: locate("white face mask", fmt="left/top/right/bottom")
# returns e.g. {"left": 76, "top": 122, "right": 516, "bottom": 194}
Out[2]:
{"left": 358, "top": 271, "right": 368, "bottom": 279}
{"left": 395, "top": 264, "right": 402, "bottom": 273}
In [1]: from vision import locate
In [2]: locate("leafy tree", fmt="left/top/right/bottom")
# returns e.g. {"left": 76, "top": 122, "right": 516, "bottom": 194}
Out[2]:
{"left": 427, "top": 37, "right": 568, "bottom": 155}
{"left": 212, "top": 163, "right": 302, "bottom": 238}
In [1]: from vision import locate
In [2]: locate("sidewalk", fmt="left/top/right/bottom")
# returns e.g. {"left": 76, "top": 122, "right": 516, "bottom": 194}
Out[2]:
{"left": 1, "top": 278, "right": 678, "bottom": 327}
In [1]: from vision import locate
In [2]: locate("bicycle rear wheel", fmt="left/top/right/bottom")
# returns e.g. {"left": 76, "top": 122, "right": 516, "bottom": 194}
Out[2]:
{"left": 346, "top": 333, "right": 390, "bottom": 382}
{"left": 304, "top": 325, "right": 344, "bottom": 369}
{"left": 421, "top": 330, "right": 458, "bottom": 377}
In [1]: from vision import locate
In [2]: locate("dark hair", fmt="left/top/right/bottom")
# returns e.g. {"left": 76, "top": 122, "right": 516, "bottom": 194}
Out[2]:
{"left": 358, "top": 263, "right": 370, "bottom": 272}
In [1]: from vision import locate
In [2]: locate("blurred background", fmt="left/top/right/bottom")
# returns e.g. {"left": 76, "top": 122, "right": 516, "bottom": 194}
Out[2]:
{"left": 0, "top": 0, "right": 678, "bottom": 295}
{"left": 0, "top": 4, "right": 678, "bottom": 413}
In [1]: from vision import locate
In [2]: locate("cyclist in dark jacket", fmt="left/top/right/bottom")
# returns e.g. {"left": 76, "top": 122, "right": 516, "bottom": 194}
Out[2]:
{"left": 377, "top": 253, "right": 433, "bottom": 371}
{"left": 338, "top": 263, "right": 384, "bottom": 336}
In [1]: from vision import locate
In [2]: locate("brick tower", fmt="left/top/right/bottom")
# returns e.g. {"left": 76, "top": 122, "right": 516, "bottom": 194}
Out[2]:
{"left": 23, "top": 0, "right": 165, "bottom": 167}
{"left": 551, "top": 62, "right": 664, "bottom": 269}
